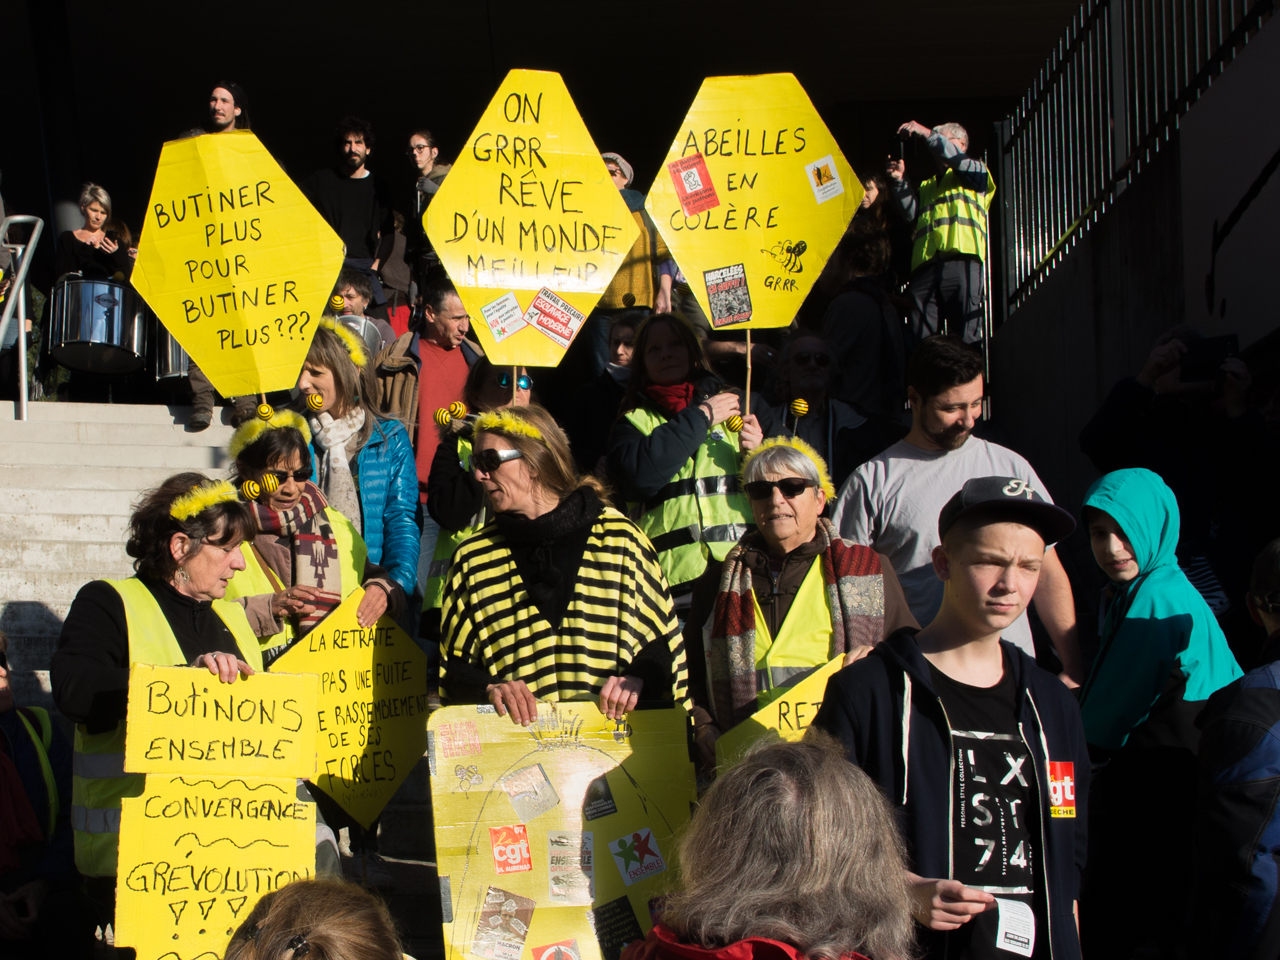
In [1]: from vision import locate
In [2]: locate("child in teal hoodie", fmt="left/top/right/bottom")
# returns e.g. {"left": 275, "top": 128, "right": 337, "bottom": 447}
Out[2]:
{"left": 1078, "top": 467, "right": 1242, "bottom": 959}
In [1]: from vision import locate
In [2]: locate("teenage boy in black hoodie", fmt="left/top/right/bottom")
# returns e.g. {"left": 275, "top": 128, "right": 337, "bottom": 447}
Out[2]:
{"left": 814, "top": 477, "right": 1089, "bottom": 960}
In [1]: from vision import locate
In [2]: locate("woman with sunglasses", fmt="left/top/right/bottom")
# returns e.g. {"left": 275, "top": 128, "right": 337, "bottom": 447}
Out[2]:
{"left": 440, "top": 405, "right": 689, "bottom": 725}
{"left": 223, "top": 411, "right": 405, "bottom": 667}
{"left": 703, "top": 437, "right": 916, "bottom": 740}
{"left": 296, "top": 320, "right": 420, "bottom": 610}
{"left": 608, "top": 314, "right": 773, "bottom": 612}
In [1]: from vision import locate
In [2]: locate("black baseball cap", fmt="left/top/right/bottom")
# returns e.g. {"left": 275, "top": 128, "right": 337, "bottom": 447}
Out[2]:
{"left": 938, "top": 476, "right": 1076, "bottom": 544}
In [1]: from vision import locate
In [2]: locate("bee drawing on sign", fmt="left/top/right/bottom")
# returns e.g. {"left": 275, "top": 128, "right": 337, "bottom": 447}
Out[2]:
{"left": 763, "top": 239, "right": 807, "bottom": 274}
{"left": 456, "top": 764, "right": 484, "bottom": 795}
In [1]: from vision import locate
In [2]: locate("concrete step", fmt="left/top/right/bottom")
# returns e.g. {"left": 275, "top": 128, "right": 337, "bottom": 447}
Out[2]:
{"left": 0, "top": 602, "right": 71, "bottom": 635}
{"left": 2, "top": 401, "right": 237, "bottom": 426}
{"left": 6, "top": 440, "right": 230, "bottom": 469}
{"left": 0, "top": 540, "right": 130, "bottom": 574}
{"left": 0, "top": 418, "right": 235, "bottom": 447}
{"left": 0, "top": 513, "right": 131, "bottom": 541}
{"left": 0, "top": 489, "right": 144, "bottom": 517}
{"left": 0, "top": 464, "right": 228, "bottom": 493}
{"left": 0, "top": 571, "right": 118, "bottom": 604}
{"left": 3, "top": 635, "right": 61, "bottom": 671}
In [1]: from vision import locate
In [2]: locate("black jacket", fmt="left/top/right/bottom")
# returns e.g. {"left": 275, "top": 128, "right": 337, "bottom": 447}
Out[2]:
{"left": 813, "top": 629, "right": 1090, "bottom": 960}
{"left": 1192, "top": 631, "right": 1280, "bottom": 958}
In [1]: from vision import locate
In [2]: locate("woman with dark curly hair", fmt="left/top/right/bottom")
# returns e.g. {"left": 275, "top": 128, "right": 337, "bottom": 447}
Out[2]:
{"left": 51, "top": 472, "right": 261, "bottom": 885}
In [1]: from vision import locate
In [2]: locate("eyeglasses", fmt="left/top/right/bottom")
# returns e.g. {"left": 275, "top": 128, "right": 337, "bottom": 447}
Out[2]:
{"left": 744, "top": 477, "right": 817, "bottom": 500}
{"left": 263, "top": 466, "right": 313, "bottom": 484}
{"left": 791, "top": 352, "right": 831, "bottom": 367}
{"left": 496, "top": 372, "right": 533, "bottom": 391}
{"left": 473, "top": 448, "right": 524, "bottom": 473}
{"left": 407, "top": 144, "right": 434, "bottom": 154}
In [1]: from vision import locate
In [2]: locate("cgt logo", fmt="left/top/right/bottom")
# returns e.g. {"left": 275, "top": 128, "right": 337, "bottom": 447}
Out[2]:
{"left": 490, "top": 824, "right": 533, "bottom": 874}
{"left": 1048, "top": 761, "right": 1076, "bottom": 818}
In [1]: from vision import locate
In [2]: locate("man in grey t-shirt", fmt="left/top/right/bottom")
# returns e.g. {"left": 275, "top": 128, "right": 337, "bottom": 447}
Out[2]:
{"left": 831, "top": 336, "right": 1083, "bottom": 684}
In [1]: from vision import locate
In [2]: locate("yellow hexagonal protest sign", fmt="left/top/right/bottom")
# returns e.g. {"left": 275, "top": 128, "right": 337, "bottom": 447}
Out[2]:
{"left": 427, "top": 69, "right": 640, "bottom": 367}
{"left": 646, "top": 74, "right": 863, "bottom": 330}
{"left": 132, "top": 131, "right": 346, "bottom": 397}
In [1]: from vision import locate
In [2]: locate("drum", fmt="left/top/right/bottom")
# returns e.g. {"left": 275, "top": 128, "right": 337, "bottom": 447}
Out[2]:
{"left": 154, "top": 321, "right": 191, "bottom": 383}
{"left": 338, "top": 314, "right": 384, "bottom": 359}
{"left": 49, "top": 277, "right": 148, "bottom": 373}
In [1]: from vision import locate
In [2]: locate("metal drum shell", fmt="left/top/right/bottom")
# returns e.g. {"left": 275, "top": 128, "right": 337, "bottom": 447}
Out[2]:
{"left": 49, "top": 278, "right": 148, "bottom": 374}
{"left": 337, "top": 314, "right": 383, "bottom": 360}
{"left": 153, "top": 322, "right": 191, "bottom": 383}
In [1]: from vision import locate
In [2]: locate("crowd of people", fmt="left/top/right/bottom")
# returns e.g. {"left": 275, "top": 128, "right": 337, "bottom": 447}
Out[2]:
{"left": 3, "top": 83, "right": 1279, "bottom": 960}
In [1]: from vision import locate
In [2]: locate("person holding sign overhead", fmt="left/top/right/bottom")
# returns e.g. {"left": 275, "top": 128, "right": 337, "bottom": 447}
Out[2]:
{"left": 608, "top": 314, "right": 771, "bottom": 615}
{"left": 440, "top": 406, "right": 689, "bottom": 724}
{"left": 704, "top": 437, "right": 916, "bottom": 736}
{"left": 223, "top": 409, "right": 405, "bottom": 666}
{"left": 51, "top": 473, "right": 261, "bottom": 884}
{"left": 298, "top": 319, "right": 420, "bottom": 608}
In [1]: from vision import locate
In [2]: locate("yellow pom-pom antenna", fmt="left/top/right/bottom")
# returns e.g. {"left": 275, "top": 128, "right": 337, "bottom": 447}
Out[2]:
{"left": 260, "top": 472, "right": 280, "bottom": 495}
{"left": 306, "top": 393, "right": 325, "bottom": 411}
{"left": 725, "top": 415, "right": 744, "bottom": 433}
{"left": 229, "top": 409, "right": 313, "bottom": 460}
{"left": 790, "top": 398, "right": 810, "bottom": 418}
{"left": 740, "top": 435, "right": 836, "bottom": 498}
{"left": 434, "top": 408, "right": 452, "bottom": 428}
{"left": 318, "top": 317, "right": 369, "bottom": 368}
{"left": 473, "top": 409, "right": 545, "bottom": 442}
{"left": 171, "top": 479, "right": 238, "bottom": 521}
{"left": 241, "top": 479, "right": 261, "bottom": 501}
{"left": 256, "top": 402, "right": 274, "bottom": 422}
{"left": 449, "top": 401, "right": 468, "bottom": 419}
{"left": 330, "top": 294, "right": 345, "bottom": 313}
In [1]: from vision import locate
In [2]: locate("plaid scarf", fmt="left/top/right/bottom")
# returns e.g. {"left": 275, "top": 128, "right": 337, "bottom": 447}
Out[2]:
{"left": 707, "top": 518, "right": 885, "bottom": 728}
{"left": 249, "top": 482, "right": 342, "bottom": 635}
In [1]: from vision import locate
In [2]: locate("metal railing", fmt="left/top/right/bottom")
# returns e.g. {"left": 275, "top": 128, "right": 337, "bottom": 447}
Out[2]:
{"left": 0, "top": 215, "right": 45, "bottom": 421}
{"left": 997, "top": 0, "right": 1272, "bottom": 319}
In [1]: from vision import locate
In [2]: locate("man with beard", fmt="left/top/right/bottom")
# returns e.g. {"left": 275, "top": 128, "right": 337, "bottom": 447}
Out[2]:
{"left": 831, "top": 335, "right": 1083, "bottom": 683}
{"left": 302, "top": 117, "right": 396, "bottom": 317}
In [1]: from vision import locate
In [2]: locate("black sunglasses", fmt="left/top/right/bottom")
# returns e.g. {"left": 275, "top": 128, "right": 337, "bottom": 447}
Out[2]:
{"left": 264, "top": 466, "right": 313, "bottom": 484}
{"left": 744, "top": 477, "right": 817, "bottom": 500}
{"left": 791, "top": 352, "right": 831, "bottom": 367}
{"left": 473, "top": 448, "right": 524, "bottom": 473}
{"left": 496, "top": 372, "right": 533, "bottom": 391}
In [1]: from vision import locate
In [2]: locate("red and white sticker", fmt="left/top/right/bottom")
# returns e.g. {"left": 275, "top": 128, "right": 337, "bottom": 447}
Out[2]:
{"left": 490, "top": 824, "right": 533, "bottom": 874}
{"left": 1047, "top": 761, "right": 1075, "bottom": 818}
{"left": 667, "top": 153, "right": 720, "bottom": 216}
{"left": 525, "top": 288, "right": 586, "bottom": 349}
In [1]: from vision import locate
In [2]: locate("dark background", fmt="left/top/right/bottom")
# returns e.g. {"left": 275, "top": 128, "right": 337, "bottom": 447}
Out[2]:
{"left": 7, "top": 0, "right": 1081, "bottom": 284}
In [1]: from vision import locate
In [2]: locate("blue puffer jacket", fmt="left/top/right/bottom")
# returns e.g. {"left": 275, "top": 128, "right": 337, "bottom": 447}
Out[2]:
{"left": 312, "top": 418, "right": 421, "bottom": 596}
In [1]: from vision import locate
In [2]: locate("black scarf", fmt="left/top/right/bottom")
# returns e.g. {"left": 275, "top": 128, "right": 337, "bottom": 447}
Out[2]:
{"left": 496, "top": 487, "right": 603, "bottom": 631}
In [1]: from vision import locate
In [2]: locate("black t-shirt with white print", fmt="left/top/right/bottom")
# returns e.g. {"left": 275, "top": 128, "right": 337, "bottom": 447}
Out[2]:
{"left": 928, "top": 649, "right": 1047, "bottom": 959}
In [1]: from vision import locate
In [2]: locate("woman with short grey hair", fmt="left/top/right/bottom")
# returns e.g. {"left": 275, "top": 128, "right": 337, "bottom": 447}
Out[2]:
{"left": 622, "top": 735, "right": 916, "bottom": 960}
{"left": 702, "top": 436, "right": 917, "bottom": 739}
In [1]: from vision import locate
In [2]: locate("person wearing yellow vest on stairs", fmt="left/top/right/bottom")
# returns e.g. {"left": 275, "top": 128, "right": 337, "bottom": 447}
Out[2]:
{"left": 608, "top": 315, "right": 776, "bottom": 620}
{"left": 223, "top": 411, "right": 405, "bottom": 886}
{"left": 50, "top": 474, "right": 261, "bottom": 919}
{"left": 222, "top": 410, "right": 405, "bottom": 669}
{"left": 702, "top": 438, "right": 917, "bottom": 767}
{"left": 889, "top": 121, "right": 996, "bottom": 345}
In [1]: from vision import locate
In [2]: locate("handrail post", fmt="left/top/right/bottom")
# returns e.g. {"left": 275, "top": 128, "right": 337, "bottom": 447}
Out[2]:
{"left": 0, "top": 215, "right": 46, "bottom": 422}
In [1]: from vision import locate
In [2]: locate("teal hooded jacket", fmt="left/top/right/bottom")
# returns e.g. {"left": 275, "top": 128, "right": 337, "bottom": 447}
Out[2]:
{"left": 1078, "top": 468, "right": 1242, "bottom": 751}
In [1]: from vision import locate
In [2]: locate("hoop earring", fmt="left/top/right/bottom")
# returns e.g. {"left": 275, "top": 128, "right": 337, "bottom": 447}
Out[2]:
{"left": 174, "top": 569, "right": 191, "bottom": 584}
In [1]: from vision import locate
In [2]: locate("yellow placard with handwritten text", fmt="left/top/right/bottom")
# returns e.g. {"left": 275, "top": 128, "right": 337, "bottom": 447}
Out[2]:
{"left": 124, "top": 664, "right": 318, "bottom": 778}
{"left": 132, "top": 130, "right": 346, "bottom": 397}
{"left": 115, "top": 775, "right": 315, "bottom": 960}
{"left": 714, "top": 656, "right": 845, "bottom": 772}
{"left": 429, "top": 703, "right": 695, "bottom": 960}
{"left": 427, "top": 69, "right": 640, "bottom": 366}
{"left": 270, "top": 588, "right": 430, "bottom": 828}
{"left": 646, "top": 74, "right": 862, "bottom": 329}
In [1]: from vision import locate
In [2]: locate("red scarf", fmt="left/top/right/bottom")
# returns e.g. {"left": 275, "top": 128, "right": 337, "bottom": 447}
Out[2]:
{"left": 643, "top": 382, "right": 696, "bottom": 417}
{"left": 0, "top": 747, "right": 43, "bottom": 873}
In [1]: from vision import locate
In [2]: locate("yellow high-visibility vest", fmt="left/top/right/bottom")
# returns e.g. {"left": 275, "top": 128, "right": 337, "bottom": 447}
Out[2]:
{"left": 750, "top": 557, "right": 834, "bottom": 709}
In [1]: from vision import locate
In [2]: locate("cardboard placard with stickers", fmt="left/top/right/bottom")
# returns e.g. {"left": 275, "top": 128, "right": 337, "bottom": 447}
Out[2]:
{"left": 428, "top": 703, "right": 696, "bottom": 960}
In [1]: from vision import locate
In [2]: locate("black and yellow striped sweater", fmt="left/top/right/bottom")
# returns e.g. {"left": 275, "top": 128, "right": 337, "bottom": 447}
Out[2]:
{"left": 440, "top": 503, "right": 690, "bottom": 709}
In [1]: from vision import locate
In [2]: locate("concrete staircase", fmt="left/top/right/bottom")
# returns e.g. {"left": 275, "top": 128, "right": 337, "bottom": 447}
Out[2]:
{"left": 0, "top": 401, "right": 235, "bottom": 710}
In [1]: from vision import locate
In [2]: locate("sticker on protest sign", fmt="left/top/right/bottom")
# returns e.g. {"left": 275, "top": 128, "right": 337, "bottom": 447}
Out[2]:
{"left": 481, "top": 291, "right": 528, "bottom": 343}
{"left": 534, "top": 940, "right": 581, "bottom": 960}
{"left": 703, "top": 263, "right": 752, "bottom": 327}
{"left": 804, "top": 154, "right": 844, "bottom": 204}
{"left": 500, "top": 763, "right": 561, "bottom": 822}
{"left": 667, "top": 154, "right": 719, "bottom": 216}
{"left": 548, "top": 830, "right": 593, "bottom": 904}
{"left": 608, "top": 828, "right": 667, "bottom": 887}
{"left": 472, "top": 886, "right": 536, "bottom": 960}
{"left": 526, "top": 288, "right": 587, "bottom": 349}
{"left": 490, "top": 824, "right": 533, "bottom": 875}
